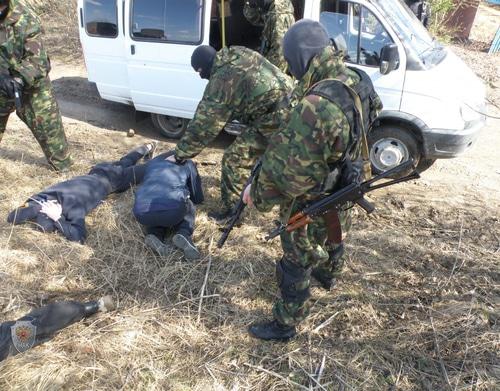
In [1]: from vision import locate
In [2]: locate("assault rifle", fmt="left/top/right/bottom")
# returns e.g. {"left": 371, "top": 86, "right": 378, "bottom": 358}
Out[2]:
{"left": 266, "top": 160, "right": 420, "bottom": 240}
{"left": 217, "top": 159, "right": 262, "bottom": 248}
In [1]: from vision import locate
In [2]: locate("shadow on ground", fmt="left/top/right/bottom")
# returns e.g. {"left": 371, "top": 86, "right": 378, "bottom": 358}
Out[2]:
{"left": 51, "top": 76, "right": 234, "bottom": 149}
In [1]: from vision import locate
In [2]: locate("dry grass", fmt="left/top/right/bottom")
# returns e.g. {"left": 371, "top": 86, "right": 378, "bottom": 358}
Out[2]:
{"left": 0, "top": 1, "right": 498, "bottom": 390}
{"left": 26, "top": 0, "right": 81, "bottom": 62}
{"left": 0, "top": 117, "right": 498, "bottom": 390}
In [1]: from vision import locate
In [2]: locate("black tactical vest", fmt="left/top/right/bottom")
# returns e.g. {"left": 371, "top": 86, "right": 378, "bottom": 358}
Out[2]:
{"left": 305, "top": 67, "right": 379, "bottom": 159}
{"left": 306, "top": 67, "right": 379, "bottom": 190}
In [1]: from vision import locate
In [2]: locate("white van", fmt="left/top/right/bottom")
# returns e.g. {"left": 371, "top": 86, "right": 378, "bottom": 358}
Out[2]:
{"left": 77, "top": 0, "right": 486, "bottom": 173}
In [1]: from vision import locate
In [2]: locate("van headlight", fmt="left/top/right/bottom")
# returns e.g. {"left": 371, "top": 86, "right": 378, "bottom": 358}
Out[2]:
{"left": 460, "top": 103, "right": 480, "bottom": 123}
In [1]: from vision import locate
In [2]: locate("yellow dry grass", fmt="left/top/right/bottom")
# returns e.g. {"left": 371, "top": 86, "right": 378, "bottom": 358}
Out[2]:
{"left": 1, "top": 111, "right": 498, "bottom": 390}
{"left": 0, "top": 1, "right": 498, "bottom": 390}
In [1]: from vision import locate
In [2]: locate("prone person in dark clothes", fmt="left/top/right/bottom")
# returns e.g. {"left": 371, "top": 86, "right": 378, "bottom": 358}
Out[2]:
{"left": 1, "top": 296, "right": 115, "bottom": 362}
{"left": 7, "top": 143, "right": 156, "bottom": 243}
{"left": 133, "top": 152, "right": 204, "bottom": 261}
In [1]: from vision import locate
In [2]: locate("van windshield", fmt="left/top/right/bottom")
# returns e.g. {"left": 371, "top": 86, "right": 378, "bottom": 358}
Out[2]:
{"left": 372, "top": 0, "right": 445, "bottom": 66}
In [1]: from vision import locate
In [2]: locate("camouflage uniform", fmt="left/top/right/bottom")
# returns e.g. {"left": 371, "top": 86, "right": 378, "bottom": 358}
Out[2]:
{"left": 0, "top": 0, "right": 71, "bottom": 171}
{"left": 243, "top": 0, "right": 295, "bottom": 73}
{"left": 175, "top": 46, "right": 293, "bottom": 211}
{"left": 252, "top": 46, "right": 373, "bottom": 326}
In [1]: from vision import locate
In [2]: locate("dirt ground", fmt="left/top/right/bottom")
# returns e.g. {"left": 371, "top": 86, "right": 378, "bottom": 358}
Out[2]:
{"left": 0, "top": 3, "right": 499, "bottom": 391}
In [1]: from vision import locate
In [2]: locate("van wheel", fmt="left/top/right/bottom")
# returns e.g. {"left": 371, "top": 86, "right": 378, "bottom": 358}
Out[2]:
{"left": 416, "top": 158, "right": 436, "bottom": 174}
{"left": 368, "top": 125, "right": 421, "bottom": 177}
{"left": 151, "top": 114, "right": 188, "bottom": 139}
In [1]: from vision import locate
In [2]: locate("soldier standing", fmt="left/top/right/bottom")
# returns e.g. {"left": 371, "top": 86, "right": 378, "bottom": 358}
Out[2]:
{"left": 243, "top": 0, "right": 295, "bottom": 73}
{"left": 169, "top": 45, "right": 293, "bottom": 220}
{"left": 243, "top": 20, "right": 382, "bottom": 340}
{"left": 0, "top": 0, "right": 72, "bottom": 171}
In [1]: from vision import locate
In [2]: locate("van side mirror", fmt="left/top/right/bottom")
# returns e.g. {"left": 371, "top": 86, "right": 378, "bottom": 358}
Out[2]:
{"left": 380, "top": 44, "right": 399, "bottom": 75}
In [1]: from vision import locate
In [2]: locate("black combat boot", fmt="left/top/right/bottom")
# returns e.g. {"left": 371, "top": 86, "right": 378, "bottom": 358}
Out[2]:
{"left": 311, "top": 269, "right": 336, "bottom": 291}
{"left": 208, "top": 208, "right": 233, "bottom": 222}
{"left": 248, "top": 320, "right": 296, "bottom": 341}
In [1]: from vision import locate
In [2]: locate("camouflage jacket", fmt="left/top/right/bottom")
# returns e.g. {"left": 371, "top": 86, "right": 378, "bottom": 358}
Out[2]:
{"left": 175, "top": 46, "right": 293, "bottom": 160}
{"left": 0, "top": 0, "right": 50, "bottom": 87}
{"left": 243, "top": 0, "right": 295, "bottom": 72}
{"left": 251, "top": 46, "right": 364, "bottom": 212}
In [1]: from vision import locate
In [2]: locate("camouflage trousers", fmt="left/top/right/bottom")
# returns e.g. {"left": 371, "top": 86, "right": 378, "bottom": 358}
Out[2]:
{"left": 220, "top": 126, "right": 268, "bottom": 211}
{"left": 273, "top": 202, "right": 352, "bottom": 327}
{"left": 0, "top": 76, "right": 72, "bottom": 171}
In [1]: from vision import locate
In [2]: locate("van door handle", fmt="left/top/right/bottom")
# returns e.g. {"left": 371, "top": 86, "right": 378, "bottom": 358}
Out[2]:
{"left": 131, "top": 45, "right": 135, "bottom": 55}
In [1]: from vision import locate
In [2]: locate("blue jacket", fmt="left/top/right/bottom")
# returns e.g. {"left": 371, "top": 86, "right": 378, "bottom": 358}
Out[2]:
{"left": 133, "top": 157, "right": 203, "bottom": 226}
{"left": 7, "top": 163, "right": 142, "bottom": 243}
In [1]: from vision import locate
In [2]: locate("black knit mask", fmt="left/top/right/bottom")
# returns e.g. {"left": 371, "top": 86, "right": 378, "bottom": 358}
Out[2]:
{"left": 0, "top": 0, "right": 9, "bottom": 21}
{"left": 191, "top": 45, "right": 217, "bottom": 80}
{"left": 283, "top": 19, "right": 331, "bottom": 80}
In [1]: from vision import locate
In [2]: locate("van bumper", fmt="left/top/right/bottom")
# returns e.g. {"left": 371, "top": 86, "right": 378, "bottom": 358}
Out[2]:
{"left": 421, "top": 116, "right": 486, "bottom": 158}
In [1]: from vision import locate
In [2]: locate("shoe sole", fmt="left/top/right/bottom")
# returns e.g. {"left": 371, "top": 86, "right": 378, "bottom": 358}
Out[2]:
{"left": 247, "top": 327, "right": 295, "bottom": 342}
{"left": 144, "top": 141, "right": 158, "bottom": 161}
{"left": 145, "top": 234, "right": 170, "bottom": 257}
{"left": 172, "top": 234, "right": 201, "bottom": 261}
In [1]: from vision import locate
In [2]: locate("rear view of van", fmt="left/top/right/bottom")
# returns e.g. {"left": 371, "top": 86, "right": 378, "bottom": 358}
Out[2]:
{"left": 78, "top": 0, "right": 486, "bottom": 174}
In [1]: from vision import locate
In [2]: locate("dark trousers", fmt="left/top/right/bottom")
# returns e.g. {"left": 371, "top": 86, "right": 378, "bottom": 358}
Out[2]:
{"left": 89, "top": 145, "right": 150, "bottom": 193}
{"left": 0, "top": 301, "right": 93, "bottom": 362}
{"left": 144, "top": 199, "right": 196, "bottom": 240}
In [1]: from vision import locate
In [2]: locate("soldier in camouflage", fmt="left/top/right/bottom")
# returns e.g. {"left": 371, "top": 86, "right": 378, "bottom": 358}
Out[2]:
{"left": 243, "top": 0, "right": 295, "bottom": 73}
{"left": 243, "top": 20, "right": 382, "bottom": 340}
{"left": 0, "top": 0, "right": 72, "bottom": 171}
{"left": 170, "top": 45, "right": 293, "bottom": 219}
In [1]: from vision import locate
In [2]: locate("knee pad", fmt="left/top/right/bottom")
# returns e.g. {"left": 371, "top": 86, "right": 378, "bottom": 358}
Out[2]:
{"left": 276, "top": 258, "right": 311, "bottom": 302}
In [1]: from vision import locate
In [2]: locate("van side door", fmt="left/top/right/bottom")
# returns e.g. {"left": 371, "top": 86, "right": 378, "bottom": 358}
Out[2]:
{"left": 78, "top": 0, "right": 131, "bottom": 104}
{"left": 312, "top": 0, "right": 406, "bottom": 111}
{"left": 124, "top": 0, "right": 209, "bottom": 119}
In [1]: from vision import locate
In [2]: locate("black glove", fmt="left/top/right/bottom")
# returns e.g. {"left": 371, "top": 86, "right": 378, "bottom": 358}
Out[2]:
{"left": 340, "top": 157, "right": 363, "bottom": 187}
{"left": 0, "top": 75, "right": 22, "bottom": 99}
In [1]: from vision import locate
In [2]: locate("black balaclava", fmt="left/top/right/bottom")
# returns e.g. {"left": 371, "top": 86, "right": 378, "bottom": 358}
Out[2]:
{"left": 283, "top": 19, "right": 331, "bottom": 80}
{"left": 191, "top": 45, "right": 217, "bottom": 80}
{"left": 0, "top": 0, "right": 9, "bottom": 21}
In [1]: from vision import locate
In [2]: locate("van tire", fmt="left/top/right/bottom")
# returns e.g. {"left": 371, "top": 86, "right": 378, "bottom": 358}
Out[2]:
{"left": 151, "top": 114, "right": 188, "bottom": 139}
{"left": 416, "top": 158, "right": 436, "bottom": 174}
{"left": 367, "top": 125, "right": 421, "bottom": 177}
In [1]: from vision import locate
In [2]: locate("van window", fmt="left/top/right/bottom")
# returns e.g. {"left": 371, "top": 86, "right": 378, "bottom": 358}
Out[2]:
{"left": 320, "top": 0, "right": 393, "bottom": 66}
{"left": 131, "top": 0, "right": 204, "bottom": 44}
{"left": 84, "top": 0, "right": 118, "bottom": 38}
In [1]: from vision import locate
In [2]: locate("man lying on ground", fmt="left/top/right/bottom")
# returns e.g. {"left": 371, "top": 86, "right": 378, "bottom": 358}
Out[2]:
{"left": 133, "top": 152, "right": 204, "bottom": 261}
{"left": 7, "top": 143, "right": 156, "bottom": 243}
{"left": 1, "top": 296, "right": 115, "bottom": 361}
